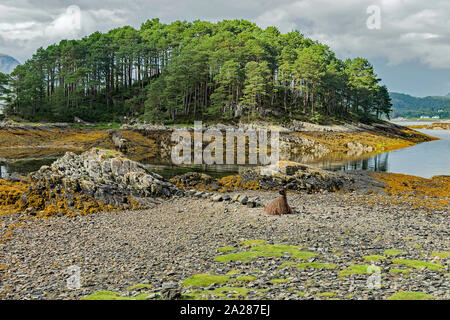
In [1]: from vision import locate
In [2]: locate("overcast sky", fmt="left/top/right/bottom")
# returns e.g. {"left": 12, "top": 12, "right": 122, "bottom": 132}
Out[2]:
{"left": 0, "top": 0, "right": 449, "bottom": 96}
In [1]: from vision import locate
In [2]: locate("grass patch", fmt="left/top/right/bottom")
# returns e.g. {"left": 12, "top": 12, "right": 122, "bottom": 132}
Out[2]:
{"left": 392, "top": 259, "right": 444, "bottom": 271}
{"left": 252, "top": 244, "right": 316, "bottom": 259}
{"left": 389, "top": 268, "right": 412, "bottom": 275}
{"left": 279, "top": 262, "right": 297, "bottom": 269}
{"left": 217, "top": 246, "right": 235, "bottom": 253}
{"left": 225, "top": 269, "right": 241, "bottom": 276}
{"left": 292, "top": 251, "right": 318, "bottom": 260}
{"left": 81, "top": 291, "right": 149, "bottom": 300}
{"left": 182, "top": 274, "right": 230, "bottom": 287}
{"left": 252, "top": 244, "right": 302, "bottom": 256}
{"left": 297, "top": 262, "right": 338, "bottom": 270}
{"left": 215, "top": 251, "right": 260, "bottom": 262}
{"left": 240, "top": 240, "right": 266, "bottom": 246}
{"left": 236, "top": 276, "right": 257, "bottom": 282}
{"left": 269, "top": 278, "right": 290, "bottom": 284}
{"left": 338, "top": 265, "right": 371, "bottom": 277}
{"left": 383, "top": 249, "right": 407, "bottom": 256}
{"left": 363, "top": 255, "right": 386, "bottom": 262}
{"left": 211, "top": 287, "right": 249, "bottom": 298}
{"left": 388, "top": 291, "right": 435, "bottom": 300}
{"left": 185, "top": 287, "right": 249, "bottom": 300}
{"left": 215, "top": 245, "right": 316, "bottom": 262}
{"left": 316, "top": 292, "right": 337, "bottom": 297}
{"left": 431, "top": 252, "right": 450, "bottom": 259}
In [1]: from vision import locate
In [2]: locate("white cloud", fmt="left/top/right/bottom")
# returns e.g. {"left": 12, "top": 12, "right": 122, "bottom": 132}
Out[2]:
{"left": 0, "top": 4, "right": 130, "bottom": 61}
{"left": 44, "top": 5, "right": 82, "bottom": 38}
{"left": 250, "top": 0, "right": 450, "bottom": 69}
{"left": 0, "top": 0, "right": 448, "bottom": 71}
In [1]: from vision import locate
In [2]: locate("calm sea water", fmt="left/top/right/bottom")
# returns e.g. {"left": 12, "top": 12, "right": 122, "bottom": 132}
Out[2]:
{"left": 320, "top": 122, "right": 450, "bottom": 178}
{"left": 1, "top": 122, "right": 448, "bottom": 179}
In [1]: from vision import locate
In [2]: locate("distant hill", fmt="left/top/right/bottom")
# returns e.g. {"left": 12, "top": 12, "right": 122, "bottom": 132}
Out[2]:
{"left": 390, "top": 92, "right": 450, "bottom": 119}
{"left": 0, "top": 54, "right": 20, "bottom": 115}
{"left": 0, "top": 54, "right": 20, "bottom": 74}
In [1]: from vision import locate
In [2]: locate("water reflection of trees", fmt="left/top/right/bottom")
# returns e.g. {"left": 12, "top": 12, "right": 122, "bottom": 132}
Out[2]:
{"left": 322, "top": 152, "right": 389, "bottom": 172}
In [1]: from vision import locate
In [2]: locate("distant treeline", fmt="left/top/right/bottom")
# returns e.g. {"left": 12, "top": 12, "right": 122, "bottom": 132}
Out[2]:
{"left": 390, "top": 92, "right": 450, "bottom": 119}
{"left": 0, "top": 19, "right": 392, "bottom": 124}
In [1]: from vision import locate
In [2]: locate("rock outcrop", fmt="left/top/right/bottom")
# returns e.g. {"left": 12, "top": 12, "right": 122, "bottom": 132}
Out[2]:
{"left": 174, "top": 161, "right": 350, "bottom": 194}
{"left": 18, "top": 148, "right": 181, "bottom": 217}
{"left": 240, "top": 160, "right": 349, "bottom": 193}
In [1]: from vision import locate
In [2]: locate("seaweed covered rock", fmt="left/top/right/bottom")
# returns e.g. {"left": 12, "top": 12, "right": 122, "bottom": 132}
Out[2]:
{"left": 174, "top": 161, "right": 350, "bottom": 193}
{"left": 239, "top": 161, "right": 349, "bottom": 193}
{"left": 171, "top": 172, "right": 220, "bottom": 191}
{"left": 18, "top": 148, "right": 180, "bottom": 217}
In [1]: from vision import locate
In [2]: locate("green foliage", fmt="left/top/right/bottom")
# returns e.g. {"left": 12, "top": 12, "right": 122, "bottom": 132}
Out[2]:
{"left": 4, "top": 19, "right": 391, "bottom": 123}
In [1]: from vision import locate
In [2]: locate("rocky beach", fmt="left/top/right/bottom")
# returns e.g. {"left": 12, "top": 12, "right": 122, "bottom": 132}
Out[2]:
{"left": 0, "top": 190, "right": 448, "bottom": 300}
{"left": 0, "top": 141, "right": 448, "bottom": 300}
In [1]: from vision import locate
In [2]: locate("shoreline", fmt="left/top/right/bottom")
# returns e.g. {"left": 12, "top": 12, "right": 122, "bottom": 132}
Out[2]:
{"left": 0, "top": 120, "right": 438, "bottom": 162}
{"left": 0, "top": 122, "right": 448, "bottom": 301}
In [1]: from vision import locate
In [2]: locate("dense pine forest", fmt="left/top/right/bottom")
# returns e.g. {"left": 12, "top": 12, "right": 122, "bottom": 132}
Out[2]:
{"left": 0, "top": 19, "right": 392, "bottom": 124}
